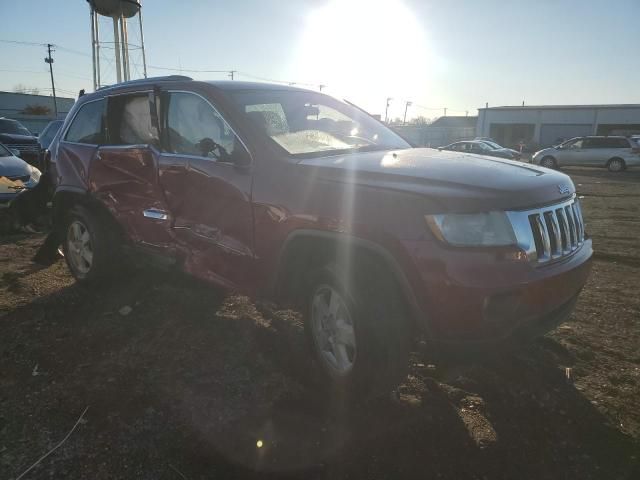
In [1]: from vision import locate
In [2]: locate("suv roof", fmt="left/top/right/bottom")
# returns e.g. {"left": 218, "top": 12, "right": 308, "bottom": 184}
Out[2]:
{"left": 97, "top": 75, "right": 193, "bottom": 92}
{"left": 95, "top": 76, "right": 317, "bottom": 96}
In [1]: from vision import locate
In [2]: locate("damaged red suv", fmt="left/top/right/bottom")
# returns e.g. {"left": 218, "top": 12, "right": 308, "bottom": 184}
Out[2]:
{"left": 50, "top": 76, "right": 592, "bottom": 395}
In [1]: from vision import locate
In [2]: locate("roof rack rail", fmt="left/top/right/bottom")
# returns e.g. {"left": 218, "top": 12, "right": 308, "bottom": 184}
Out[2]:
{"left": 97, "top": 75, "right": 193, "bottom": 91}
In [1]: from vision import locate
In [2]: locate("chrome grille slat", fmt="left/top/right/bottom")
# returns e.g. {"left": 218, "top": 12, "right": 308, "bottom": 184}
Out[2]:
{"left": 556, "top": 208, "right": 571, "bottom": 253}
{"left": 565, "top": 205, "right": 577, "bottom": 249}
{"left": 572, "top": 203, "right": 583, "bottom": 242}
{"left": 536, "top": 214, "right": 551, "bottom": 260}
{"left": 506, "top": 195, "right": 586, "bottom": 266}
{"left": 545, "top": 211, "right": 562, "bottom": 257}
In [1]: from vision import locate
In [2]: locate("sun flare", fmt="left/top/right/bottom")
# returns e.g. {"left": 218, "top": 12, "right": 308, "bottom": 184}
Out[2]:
{"left": 292, "top": 0, "right": 431, "bottom": 115}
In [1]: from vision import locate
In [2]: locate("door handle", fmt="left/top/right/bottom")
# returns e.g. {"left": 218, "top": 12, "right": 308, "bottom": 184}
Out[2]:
{"left": 143, "top": 209, "right": 169, "bottom": 220}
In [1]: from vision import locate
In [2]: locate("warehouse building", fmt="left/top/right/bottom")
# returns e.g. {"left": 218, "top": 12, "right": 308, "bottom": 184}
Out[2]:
{"left": 0, "top": 91, "right": 75, "bottom": 135}
{"left": 476, "top": 104, "right": 640, "bottom": 150}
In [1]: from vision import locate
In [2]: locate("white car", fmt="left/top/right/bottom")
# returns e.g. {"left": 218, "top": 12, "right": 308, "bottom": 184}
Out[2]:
{"left": 0, "top": 142, "right": 41, "bottom": 206}
{"left": 532, "top": 136, "right": 640, "bottom": 172}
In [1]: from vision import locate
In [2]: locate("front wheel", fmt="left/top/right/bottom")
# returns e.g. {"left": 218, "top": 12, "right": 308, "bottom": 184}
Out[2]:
{"left": 304, "top": 263, "right": 411, "bottom": 399}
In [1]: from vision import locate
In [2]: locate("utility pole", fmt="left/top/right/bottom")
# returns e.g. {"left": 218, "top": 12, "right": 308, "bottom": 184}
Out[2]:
{"left": 443, "top": 107, "right": 447, "bottom": 117}
{"left": 384, "top": 97, "right": 392, "bottom": 123}
{"left": 229, "top": 70, "right": 236, "bottom": 80}
{"left": 403, "top": 101, "right": 412, "bottom": 125}
{"left": 44, "top": 44, "right": 58, "bottom": 118}
{"left": 319, "top": 84, "right": 325, "bottom": 92}
{"left": 465, "top": 110, "right": 468, "bottom": 117}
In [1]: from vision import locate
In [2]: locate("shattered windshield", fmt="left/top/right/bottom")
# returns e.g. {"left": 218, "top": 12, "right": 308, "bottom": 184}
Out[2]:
{"left": 230, "top": 90, "right": 410, "bottom": 157}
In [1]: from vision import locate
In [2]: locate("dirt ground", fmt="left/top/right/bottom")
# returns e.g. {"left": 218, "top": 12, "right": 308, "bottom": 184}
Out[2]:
{"left": 1, "top": 167, "right": 639, "bottom": 480}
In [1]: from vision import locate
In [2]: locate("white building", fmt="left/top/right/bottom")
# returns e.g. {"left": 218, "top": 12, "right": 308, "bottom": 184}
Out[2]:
{"left": 0, "top": 91, "right": 75, "bottom": 135}
{"left": 476, "top": 104, "right": 640, "bottom": 149}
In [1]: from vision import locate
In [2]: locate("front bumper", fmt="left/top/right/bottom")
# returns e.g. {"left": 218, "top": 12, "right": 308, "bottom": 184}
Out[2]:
{"left": 401, "top": 237, "right": 593, "bottom": 344}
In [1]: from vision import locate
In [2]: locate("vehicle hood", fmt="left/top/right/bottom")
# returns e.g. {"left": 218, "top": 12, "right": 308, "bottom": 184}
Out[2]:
{"left": 0, "top": 133, "right": 38, "bottom": 144}
{"left": 0, "top": 154, "right": 31, "bottom": 178}
{"left": 298, "top": 148, "right": 575, "bottom": 212}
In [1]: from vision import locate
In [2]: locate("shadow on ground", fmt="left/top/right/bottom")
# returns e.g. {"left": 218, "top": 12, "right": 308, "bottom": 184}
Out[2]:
{"left": 1, "top": 265, "right": 638, "bottom": 480}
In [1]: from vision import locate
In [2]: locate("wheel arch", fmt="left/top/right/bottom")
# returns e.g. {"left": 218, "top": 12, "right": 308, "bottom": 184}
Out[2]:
{"left": 273, "top": 229, "right": 425, "bottom": 332}
{"left": 53, "top": 187, "right": 125, "bottom": 241}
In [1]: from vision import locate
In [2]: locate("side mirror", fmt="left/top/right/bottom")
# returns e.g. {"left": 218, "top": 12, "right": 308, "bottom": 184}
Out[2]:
{"left": 10, "top": 148, "right": 20, "bottom": 157}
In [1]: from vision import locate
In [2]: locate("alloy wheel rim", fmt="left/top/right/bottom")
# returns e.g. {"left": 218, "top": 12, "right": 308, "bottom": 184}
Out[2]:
{"left": 610, "top": 160, "right": 622, "bottom": 171}
{"left": 542, "top": 158, "right": 554, "bottom": 168}
{"left": 67, "top": 220, "right": 93, "bottom": 274}
{"left": 310, "top": 285, "right": 357, "bottom": 375}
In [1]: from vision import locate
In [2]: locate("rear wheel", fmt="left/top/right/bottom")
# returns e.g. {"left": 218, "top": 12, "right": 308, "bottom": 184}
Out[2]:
{"left": 63, "top": 205, "right": 121, "bottom": 283}
{"left": 540, "top": 156, "right": 557, "bottom": 169}
{"left": 607, "top": 157, "right": 626, "bottom": 172}
{"left": 303, "top": 262, "right": 411, "bottom": 399}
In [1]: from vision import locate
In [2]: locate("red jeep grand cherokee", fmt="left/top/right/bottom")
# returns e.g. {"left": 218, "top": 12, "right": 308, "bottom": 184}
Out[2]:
{"left": 50, "top": 76, "right": 592, "bottom": 395}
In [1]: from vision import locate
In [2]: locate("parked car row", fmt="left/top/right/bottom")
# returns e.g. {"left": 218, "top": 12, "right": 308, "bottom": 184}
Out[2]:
{"left": 0, "top": 118, "right": 64, "bottom": 208}
{"left": 436, "top": 135, "right": 640, "bottom": 172}
{"left": 439, "top": 140, "right": 522, "bottom": 160}
{"left": 0, "top": 117, "right": 64, "bottom": 170}
{"left": 0, "top": 141, "right": 41, "bottom": 206}
{"left": 532, "top": 136, "right": 640, "bottom": 172}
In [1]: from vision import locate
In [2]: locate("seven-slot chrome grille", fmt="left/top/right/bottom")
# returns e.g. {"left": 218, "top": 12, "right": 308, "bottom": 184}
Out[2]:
{"left": 506, "top": 196, "right": 585, "bottom": 265}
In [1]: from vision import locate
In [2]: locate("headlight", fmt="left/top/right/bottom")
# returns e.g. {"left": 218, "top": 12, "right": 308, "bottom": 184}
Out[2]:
{"left": 425, "top": 212, "right": 516, "bottom": 247}
{"left": 29, "top": 164, "right": 41, "bottom": 182}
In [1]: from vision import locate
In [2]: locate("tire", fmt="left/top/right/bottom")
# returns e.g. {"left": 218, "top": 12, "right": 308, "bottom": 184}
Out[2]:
{"left": 62, "top": 205, "right": 121, "bottom": 284}
{"left": 540, "top": 156, "right": 557, "bottom": 169}
{"left": 303, "top": 262, "right": 411, "bottom": 399}
{"left": 607, "top": 157, "right": 626, "bottom": 172}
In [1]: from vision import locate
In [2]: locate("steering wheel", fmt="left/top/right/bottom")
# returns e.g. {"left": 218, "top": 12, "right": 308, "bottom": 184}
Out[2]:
{"left": 197, "top": 137, "right": 230, "bottom": 161}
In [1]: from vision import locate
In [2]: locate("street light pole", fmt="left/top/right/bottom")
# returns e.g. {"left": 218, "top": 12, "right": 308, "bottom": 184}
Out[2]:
{"left": 44, "top": 44, "right": 58, "bottom": 118}
{"left": 403, "top": 101, "right": 412, "bottom": 125}
{"left": 385, "top": 97, "right": 392, "bottom": 123}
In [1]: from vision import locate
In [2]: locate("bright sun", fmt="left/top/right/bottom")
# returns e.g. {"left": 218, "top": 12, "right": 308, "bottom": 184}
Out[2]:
{"left": 291, "top": 0, "right": 431, "bottom": 116}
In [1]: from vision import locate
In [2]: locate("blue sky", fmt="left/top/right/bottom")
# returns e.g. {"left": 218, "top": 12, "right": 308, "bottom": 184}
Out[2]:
{"left": 1, "top": 0, "right": 638, "bottom": 120}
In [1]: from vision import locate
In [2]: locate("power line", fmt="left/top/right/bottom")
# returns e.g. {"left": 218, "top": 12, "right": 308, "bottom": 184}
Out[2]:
{"left": 0, "top": 39, "right": 46, "bottom": 47}
{"left": 2, "top": 38, "right": 325, "bottom": 90}
{"left": 0, "top": 69, "right": 91, "bottom": 81}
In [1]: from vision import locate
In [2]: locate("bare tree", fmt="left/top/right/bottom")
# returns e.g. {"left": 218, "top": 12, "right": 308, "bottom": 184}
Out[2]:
{"left": 410, "top": 116, "right": 432, "bottom": 126}
{"left": 13, "top": 84, "right": 41, "bottom": 95}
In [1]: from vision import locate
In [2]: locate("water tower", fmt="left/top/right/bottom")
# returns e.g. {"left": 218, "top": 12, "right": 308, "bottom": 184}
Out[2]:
{"left": 87, "top": 0, "right": 148, "bottom": 90}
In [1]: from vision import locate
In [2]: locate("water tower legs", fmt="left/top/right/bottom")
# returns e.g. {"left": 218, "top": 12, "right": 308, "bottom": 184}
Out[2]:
{"left": 119, "top": 15, "right": 130, "bottom": 81}
{"left": 90, "top": 7, "right": 97, "bottom": 90}
{"left": 88, "top": 0, "right": 145, "bottom": 87}
{"left": 138, "top": 0, "right": 147, "bottom": 78}
{"left": 113, "top": 17, "right": 122, "bottom": 83}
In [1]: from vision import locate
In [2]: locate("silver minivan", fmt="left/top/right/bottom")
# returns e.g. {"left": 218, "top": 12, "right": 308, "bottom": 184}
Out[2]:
{"left": 532, "top": 136, "right": 640, "bottom": 172}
